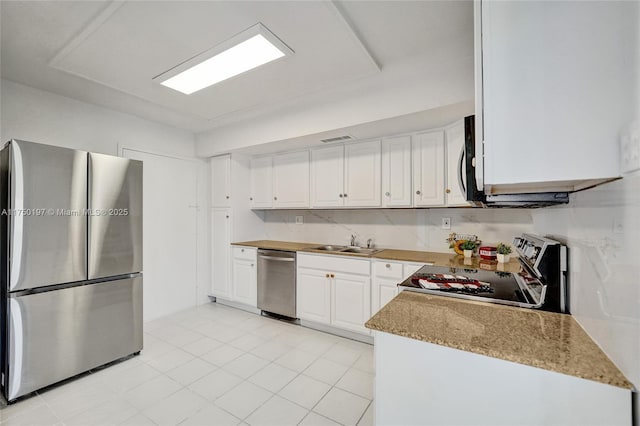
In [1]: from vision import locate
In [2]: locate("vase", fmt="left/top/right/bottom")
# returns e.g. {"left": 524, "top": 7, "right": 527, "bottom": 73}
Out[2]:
{"left": 464, "top": 249, "right": 473, "bottom": 258}
{"left": 497, "top": 253, "right": 510, "bottom": 263}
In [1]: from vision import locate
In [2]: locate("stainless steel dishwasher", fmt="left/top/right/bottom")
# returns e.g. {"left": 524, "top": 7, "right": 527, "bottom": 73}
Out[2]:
{"left": 257, "top": 249, "right": 297, "bottom": 318}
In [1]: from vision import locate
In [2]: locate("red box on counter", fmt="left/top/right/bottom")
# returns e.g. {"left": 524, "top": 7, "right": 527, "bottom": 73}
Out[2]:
{"left": 479, "top": 246, "right": 497, "bottom": 260}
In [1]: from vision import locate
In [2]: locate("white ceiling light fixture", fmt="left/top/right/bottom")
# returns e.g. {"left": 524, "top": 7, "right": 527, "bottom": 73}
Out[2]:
{"left": 154, "top": 23, "right": 293, "bottom": 95}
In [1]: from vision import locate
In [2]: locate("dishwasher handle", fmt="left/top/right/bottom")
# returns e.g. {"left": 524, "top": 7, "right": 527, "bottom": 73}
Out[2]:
{"left": 258, "top": 255, "right": 295, "bottom": 262}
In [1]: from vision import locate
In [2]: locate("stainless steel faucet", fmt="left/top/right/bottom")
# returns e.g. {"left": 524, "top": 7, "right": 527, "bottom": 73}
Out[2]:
{"left": 350, "top": 234, "right": 357, "bottom": 247}
{"left": 367, "top": 238, "right": 373, "bottom": 249}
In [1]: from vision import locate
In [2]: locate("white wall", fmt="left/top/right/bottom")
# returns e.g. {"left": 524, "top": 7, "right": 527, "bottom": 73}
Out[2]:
{"left": 263, "top": 208, "right": 534, "bottom": 252}
{"left": 533, "top": 175, "right": 640, "bottom": 416}
{"left": 0, "top": 79, "right": 211, "bottom": 317}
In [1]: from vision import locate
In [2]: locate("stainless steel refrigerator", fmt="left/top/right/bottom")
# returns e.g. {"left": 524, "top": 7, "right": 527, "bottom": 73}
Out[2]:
{"left": 0, "top": 140, "right": 143, "bottom": 402}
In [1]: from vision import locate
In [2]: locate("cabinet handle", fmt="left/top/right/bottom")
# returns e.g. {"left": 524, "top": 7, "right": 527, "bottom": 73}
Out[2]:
{"left": 226, "top": 195, "right": 230, "bottom": 199}
{"left": 249, "top": 197, "right": 253, "bottom": 201}
{"left": 343, "top": 194, "right": 347, "bottom": 198}
{"left": 330, "top": 274, "right": 335, "bottom": 278}
{"left": 241, "top": 249, "right": 244, "bottom": 252}
{"left": 385, "top": 192, "right": 390, "bottom": 197}
{"left": 339, "top": 194, "right": 343, "bottom": 198}
{"left": 326, "top": 273, "right": 330, "bottom": 278}
{"left": 416, "top": 190, "right": 421, "bottom": 195}
{"left": 225, "top": 215, "right": 229, "bottom": 218}
{"left": 251, "top": 264, "right": 254, "bottom": 267}
{"left": 446, "top": 189, "right": 451, "bottom": 194}
{"left": 385, "top": 264, "right": 391, "bottom": 268}
{"left": 274, "top": 196, "right": 277, "bottom": 200}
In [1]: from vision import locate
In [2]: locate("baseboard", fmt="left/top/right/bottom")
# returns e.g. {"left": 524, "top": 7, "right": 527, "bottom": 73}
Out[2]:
{"left": 214, "top": 298, "right": 261, "bottom": 315}
{"left": 299, "top": 320, "right": 373, "bottom": 345}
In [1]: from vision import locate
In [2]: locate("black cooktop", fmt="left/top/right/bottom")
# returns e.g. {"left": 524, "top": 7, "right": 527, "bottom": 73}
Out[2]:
{"left": 399, "top": 264, "right": 545, "bottom": 308}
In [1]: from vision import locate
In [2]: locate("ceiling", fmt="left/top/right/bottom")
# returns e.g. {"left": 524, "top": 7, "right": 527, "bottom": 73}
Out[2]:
{"left": 0, "top": 1, "right": 473, "bottom": 134}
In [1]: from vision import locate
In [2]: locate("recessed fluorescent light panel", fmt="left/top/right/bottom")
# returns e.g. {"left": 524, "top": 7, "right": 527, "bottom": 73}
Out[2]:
{"left": 155, "top": 23, "right": 293, "bottom": 95}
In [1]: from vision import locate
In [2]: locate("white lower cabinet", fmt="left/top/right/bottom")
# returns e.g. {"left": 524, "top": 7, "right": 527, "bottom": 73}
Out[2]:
{"left": 331, "top": 273, "right": 371, "bottom": 334}
{"left": 372, "top": 260, "right": 426, "bottom": 315}
{"left": 296, "top": 268, "right": 331, "bottom": 324}
{"left": 231, "top": 246, "right": 257, "bottom": 307}
{"left": 297, "top": 253, "right": 371, "bottom": 335}
{"left": 211, "top": 209, "right": 231, "bottom": 299}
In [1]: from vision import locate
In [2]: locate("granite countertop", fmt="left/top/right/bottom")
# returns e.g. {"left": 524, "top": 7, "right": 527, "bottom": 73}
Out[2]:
{"left": 232, "top": 240, "right": 521, "bottom": 270}
{"left": 366, "top": 291, "right": 633, "bottom": 389}
{"left": 231, "top": 240, "right": 319, "bottom": 252}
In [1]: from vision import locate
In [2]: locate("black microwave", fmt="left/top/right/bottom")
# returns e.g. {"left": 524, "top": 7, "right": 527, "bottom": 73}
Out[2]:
{"left": 463, "top": 115, "right": 569, "bottom": 208}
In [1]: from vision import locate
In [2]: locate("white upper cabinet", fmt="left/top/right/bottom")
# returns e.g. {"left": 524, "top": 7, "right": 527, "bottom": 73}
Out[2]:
{"left": 413, "top": 131, "right": 445, "bottom": 207}
{"left": 344, "top": 140, "right": 381, "bottom": 207}
{"left": 310, "top": 145, "right": 345, "bottom": 207}
{"left": 273, "top": 151, "right": 310, "bottom": 208}
{"left": 311, "top": 141, "right": 381, "bottom": 208}
{"left": 382, "top": 136, "right": 412, "bottom": 207}
{"left": 210, "top": 154, "right": 231, "bottom": 207}
{"left": 445, "top": 121, "right": 469, "bottom": 207}
{"left": 478, "top": 1, "right": 633, "bottom": 193}
{"left": 250, "top": 156, "right": 273, "bottom": 208}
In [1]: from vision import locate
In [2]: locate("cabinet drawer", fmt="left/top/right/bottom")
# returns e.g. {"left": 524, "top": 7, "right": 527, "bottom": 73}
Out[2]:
{"left": 373, "top": 261, "right": 404, "bottom": 280}
{"left": 404, "top": 263, "right": 425, "bottom": 277}
{"left": 233, "top": 246, "right": 257, "bottom": 261}
{"left": 297, "top": 253, "right": 370, "bottom": 275}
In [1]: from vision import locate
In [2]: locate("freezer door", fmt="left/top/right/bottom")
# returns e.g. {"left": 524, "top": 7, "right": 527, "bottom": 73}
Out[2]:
{"left": 8, "top": 140, "right": 87, "bottom": 292}
{"left": 6, "top": 276, "right": 143, "bottom": 401}
{"left": 88, "top": 153, "right": 143, "bottom": 279}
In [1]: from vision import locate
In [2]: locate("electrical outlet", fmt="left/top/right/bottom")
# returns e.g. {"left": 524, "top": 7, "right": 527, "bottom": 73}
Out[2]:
{"left": 620, "top": 120, "right": 640, "bottom": 174}
{"left": 295, "top": 215, "right": 303, "bottom": 225}
{"left": 442, "top": 217, "right": 451, "bottom": 230}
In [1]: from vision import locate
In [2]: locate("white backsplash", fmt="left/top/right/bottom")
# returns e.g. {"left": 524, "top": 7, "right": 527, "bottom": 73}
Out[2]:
{"left": 263, "top": 208, "right": 534, "bottom": 252}
{"left": 533, "top": 173, "right": 640, "bottom": 394}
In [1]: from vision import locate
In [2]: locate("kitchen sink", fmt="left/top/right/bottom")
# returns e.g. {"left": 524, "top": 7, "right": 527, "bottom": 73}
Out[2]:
{"left": 341, "top": 247, "right": 382, "bottom": 255}
{"left": 309, "top": 245, "right": 382, "bottom": 255}
{"left": 312, "top": 245, "right": 348, "bottom": 251}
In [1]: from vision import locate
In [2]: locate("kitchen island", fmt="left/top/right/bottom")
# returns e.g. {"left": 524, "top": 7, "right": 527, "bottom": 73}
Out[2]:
{"left": 366, "top": 291, "right": 633, "bottom": 425}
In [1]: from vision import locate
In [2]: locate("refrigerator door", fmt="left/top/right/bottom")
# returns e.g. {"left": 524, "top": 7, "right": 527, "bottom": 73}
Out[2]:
{"left": 6, "top": 276, "right": 143, "bottom": 401}
{"left": 8, "top": 140, "right": 87, "bottom": 292}
{"left": 88, "top": 153, "right": 143, "bottom": 279}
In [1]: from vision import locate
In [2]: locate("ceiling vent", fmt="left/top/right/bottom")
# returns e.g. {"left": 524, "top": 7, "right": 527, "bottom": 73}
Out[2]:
{"left": 320, "top": 135, "right": 353, "bottom": 143}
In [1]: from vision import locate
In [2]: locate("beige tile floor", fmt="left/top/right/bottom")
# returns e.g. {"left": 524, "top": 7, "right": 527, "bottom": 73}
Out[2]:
{"left": 0, "top": 303, "right": 374, "bottom": 426}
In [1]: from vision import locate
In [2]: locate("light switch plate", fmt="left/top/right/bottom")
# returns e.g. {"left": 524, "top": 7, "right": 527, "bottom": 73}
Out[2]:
{"left": 442, "top": 217, "right": 451, "bottom": 230}
{"left": 295, "top": 215, "right": 303, "bottom": 225}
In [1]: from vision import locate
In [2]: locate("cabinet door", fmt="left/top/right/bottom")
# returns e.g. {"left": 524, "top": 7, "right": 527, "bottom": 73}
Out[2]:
{"left": 232, "top": 258, "right": 257, "bottom": 307}
{"left": 481, "top": 2, "right": 628, "bottom": 187}
{"left": 310, "top": 146, "right": 344, "bottom": 207}
{"left": 332, "top": 273, "right": 371, "bottom": 334}
{"left": 372, "top": 278, "right": 399, "bottom": 315}
{"left": 211, "top": 209, "right": 231, "bottom": 299}
{"left": 296, "top": 268, "right": 331, "bottom": 324}
{"left": 382, "top": 136, "right": 412, "bottom": 207}
{"left": 250, "top": 156, "right": 273, "bottom": 208}
{"left": 211, "top": 155, "right": 231, "bottom": 207}
{"left": 344, "top": 140, "right": 381, "bottom": 207}
{"left": 412, "top": 131, "right": 445, "bottom": 207}
{"left": 273, "top": 151, "right": 310, "bottom": 208}
{"left": 445, "top": 122, "right": 469, "bottom": 206}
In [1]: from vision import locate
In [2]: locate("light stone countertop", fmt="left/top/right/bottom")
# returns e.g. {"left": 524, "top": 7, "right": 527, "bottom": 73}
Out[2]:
{"left": 232, "top": 240, "right": 522, "bottom": 272}
{"left": 365, "top": 291, "right": 633, "bottom": 389}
